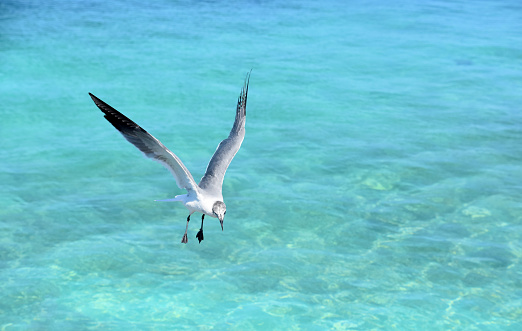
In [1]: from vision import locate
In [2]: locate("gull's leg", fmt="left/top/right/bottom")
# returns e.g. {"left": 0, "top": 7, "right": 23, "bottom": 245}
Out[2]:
{"left": 196, "top": 214, "right": 205, "bottom": 243}
{"left": 181, "top": 214, "right": 191, "bottom": 244}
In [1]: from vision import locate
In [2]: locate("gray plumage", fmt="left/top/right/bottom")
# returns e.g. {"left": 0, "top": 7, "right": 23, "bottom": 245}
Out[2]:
{"left": 89, "top": 71, "right": 251, "bottom": 243}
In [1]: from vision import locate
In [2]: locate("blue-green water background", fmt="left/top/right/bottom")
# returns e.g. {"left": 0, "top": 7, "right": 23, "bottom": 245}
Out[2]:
{"left": 1, "top": 0, "right": 522, "bottom": 329}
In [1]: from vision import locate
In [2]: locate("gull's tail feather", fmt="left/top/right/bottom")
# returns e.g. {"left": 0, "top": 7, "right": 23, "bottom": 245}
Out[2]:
{"left": 155, "top": 195, "right": 185, "bottom": 202}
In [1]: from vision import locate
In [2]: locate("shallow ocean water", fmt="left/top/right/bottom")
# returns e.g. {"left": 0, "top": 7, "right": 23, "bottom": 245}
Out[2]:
{"left": 1, "top": 0, "right": 522, "bottom": 329}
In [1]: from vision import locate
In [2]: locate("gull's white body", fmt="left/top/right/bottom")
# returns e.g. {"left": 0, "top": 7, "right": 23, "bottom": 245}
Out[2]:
{"left": 162, "top": 191, "right": 223, "bottom": 218}
{"left": 89, "top": 72, "right": 250, "bottom": 243}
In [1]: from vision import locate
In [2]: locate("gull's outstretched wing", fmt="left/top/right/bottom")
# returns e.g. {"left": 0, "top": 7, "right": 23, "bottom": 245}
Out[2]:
{"left": 89, "top": 93, "right": 198, "bottom": 193}
{"left": 198, "top": 71, "right": 250, "bottom": 195}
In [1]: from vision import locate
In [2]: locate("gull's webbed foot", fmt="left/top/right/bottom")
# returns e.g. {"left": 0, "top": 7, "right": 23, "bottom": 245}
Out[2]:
{"left": 196, "top": 229, "right": 204, "bottom": 243}
{"left": 196, "top": 214, "right": 205, "bottom": 243}
{"left": 181, "top": 214, "right": 191, "bottom": 244}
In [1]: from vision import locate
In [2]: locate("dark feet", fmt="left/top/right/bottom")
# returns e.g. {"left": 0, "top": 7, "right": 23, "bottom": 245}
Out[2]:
{"left": 181, "top": 214, "right": 191, "bottom": 244}
{"left": 196, "top": 214, "right": 205, "bottom": 243}
{"left": 196, "top": 229, "right": 204, "bottom": 243}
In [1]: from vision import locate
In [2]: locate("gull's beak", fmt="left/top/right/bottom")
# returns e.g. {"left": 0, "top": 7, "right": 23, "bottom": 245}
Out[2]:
{"left": 219, "top": 217, "right": 224, "bottom": 231}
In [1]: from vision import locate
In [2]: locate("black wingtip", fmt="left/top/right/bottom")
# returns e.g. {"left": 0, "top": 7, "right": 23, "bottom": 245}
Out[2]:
{"left": 240, "top": 70, "right": 251, "bottom": 116}
{"left": 88, "top": 92, "right": 146, "bottom": 135}
{"left": 88, "top": 92, "right": 105, "bottom": 107}
{"left": 246, "top": 69, "right": 252, "bottom": 86}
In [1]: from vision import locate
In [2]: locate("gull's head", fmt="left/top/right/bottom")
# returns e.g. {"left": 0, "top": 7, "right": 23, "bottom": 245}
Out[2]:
{"left": 212, "top": 201, "right": 226, "bottom": 230}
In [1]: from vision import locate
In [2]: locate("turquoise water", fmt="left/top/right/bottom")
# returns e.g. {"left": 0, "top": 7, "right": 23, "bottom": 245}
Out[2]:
{"left": 1, "top": 0, "right": 522, "bottom": 329}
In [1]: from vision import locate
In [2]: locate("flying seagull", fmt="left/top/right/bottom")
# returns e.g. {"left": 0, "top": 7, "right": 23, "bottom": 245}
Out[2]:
{"left": 89, "top": 72, "right": 250, "bottom": 244}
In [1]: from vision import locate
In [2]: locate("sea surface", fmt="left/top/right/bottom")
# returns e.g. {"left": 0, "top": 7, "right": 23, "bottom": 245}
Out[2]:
{"left": 1, "top": 0, "right": 521, "bottom": 329}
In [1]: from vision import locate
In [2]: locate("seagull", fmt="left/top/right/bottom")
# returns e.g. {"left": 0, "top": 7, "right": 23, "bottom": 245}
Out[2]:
{"left": 89, "top": 72, "right": 250, "bottom": 244}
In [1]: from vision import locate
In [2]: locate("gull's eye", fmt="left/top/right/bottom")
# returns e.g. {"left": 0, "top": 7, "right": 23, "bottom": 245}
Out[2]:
{"left": 224, "top": 211, "right": 227, "bottom": 215}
